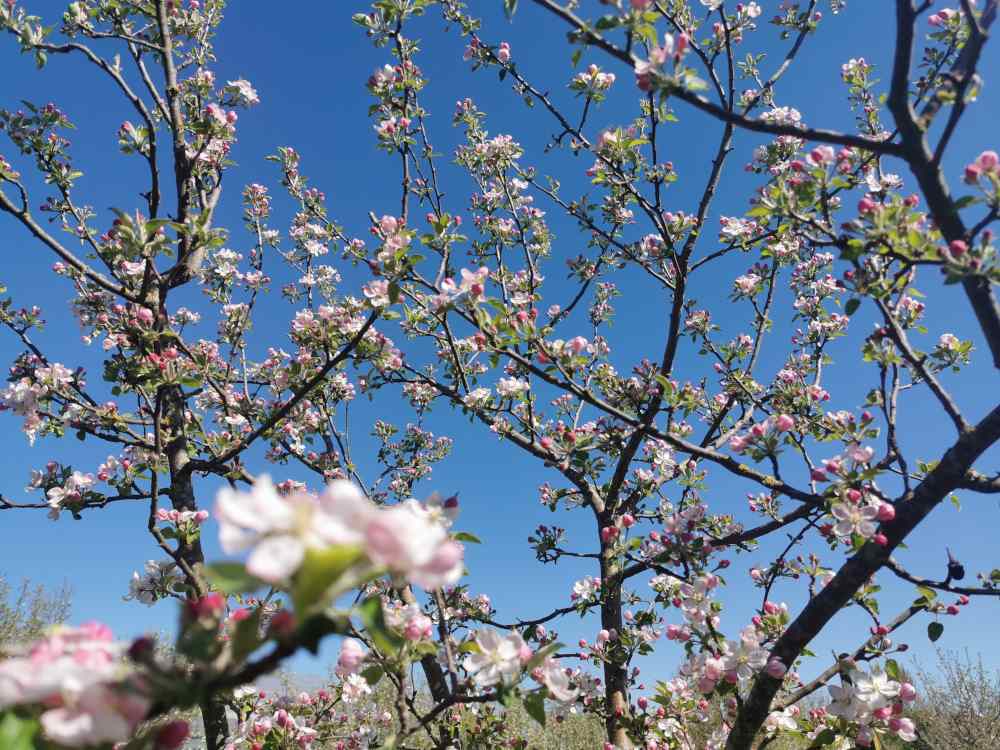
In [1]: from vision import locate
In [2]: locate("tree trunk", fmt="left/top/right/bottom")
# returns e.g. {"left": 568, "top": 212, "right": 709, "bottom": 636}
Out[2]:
{"left": 162, "top": 385, "right": 230, "bottom": 750}
{"left": 599, "top": 524, "right": 632, "bottom": 749}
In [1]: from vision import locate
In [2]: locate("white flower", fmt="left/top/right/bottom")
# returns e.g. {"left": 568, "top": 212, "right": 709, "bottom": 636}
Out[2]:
{"left": 700, "top": 0, "right": 723, "bottom": 8}
{"left": 764, "top": 707, "right": 799, "bottom": 732}
{"left": 571, "top": 576, "right": 601, "bottom": 602}
{"left": 853, "top": 668, "right": 900, "bottom": 709}
{"left": 214, "top": 476, "right": 370, "bottom": 583}
{"left": 831, "top": 502, "right": 879, "bottom": 539}
{"left": 463, "top": 387, "right": 492, "bottom": 408}
{"left": 895, "top": 717, "right": 917, "bottom": 742}
{"left": 224, "top": 79, "right": 260, "bottom": 106}
{"left": 216, "top": 477, "right": 464, "bottom": 590}
{"left": 462, "top": 630, "right": 527, "bottom": 687}
{"left": 407, "top": 492, "right": 459, "bottom": 529}
{"left": 722, "top": 628, "right": 769, "bottom": 681}
{"left": 124, "top": 560, "right": 179, "bottom": 606}
{"left": 938, "top": 332, "right": 960, "bottom": 351}
{"left": 496, "top": 377, "right": 530, "bottom": 398}
{"left": 341, "top": 673, "right": 372, "bottom": 703}
{"left": 539, "top": 658, "right": 578, "bottom": 702}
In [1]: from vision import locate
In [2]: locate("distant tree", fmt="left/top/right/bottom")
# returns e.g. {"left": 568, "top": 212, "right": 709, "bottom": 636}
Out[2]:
{"left": 0, "top": 574, "right": 71, "bottom": 647}
{"left": 908, "top": 650, "right": 1000, "bottom": 750}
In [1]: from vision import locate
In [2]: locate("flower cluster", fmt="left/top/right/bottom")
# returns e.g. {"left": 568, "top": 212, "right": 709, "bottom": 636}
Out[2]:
{"left": 215, "top": 476, "right": 464, "bottom": 590}
{"left": 0, "top": 623, "right": 150, "bottom": 747}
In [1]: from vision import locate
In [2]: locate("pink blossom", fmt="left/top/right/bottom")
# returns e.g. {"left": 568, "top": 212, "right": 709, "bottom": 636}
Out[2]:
{"left": 977, "top": 150, "right": 999, "bottom": 170}
{"left": 766, "top": 658, "right": 787, "bottom": 678}
{"left": 774, "top": 414, "right": 795, "bottom": 432}
{"left": 336, "top": 638, "right": 366, "bottom": 675}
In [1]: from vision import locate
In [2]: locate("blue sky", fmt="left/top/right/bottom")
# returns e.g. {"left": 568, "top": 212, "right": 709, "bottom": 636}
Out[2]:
{"left": 0, "top": 0, "right": 997, "bottom": 684}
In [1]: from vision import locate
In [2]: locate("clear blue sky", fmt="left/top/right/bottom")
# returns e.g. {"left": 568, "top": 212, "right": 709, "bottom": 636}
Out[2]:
{"left": 0, "top": 1, "right": 997, "bottom": 683}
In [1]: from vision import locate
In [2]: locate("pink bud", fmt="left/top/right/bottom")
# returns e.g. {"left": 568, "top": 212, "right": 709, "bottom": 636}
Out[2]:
{"left": 877, "top": 503, "right": 895, "bottom": 521}
{"left": 858, "top": 197, "right": 876, "bottom": 214}
{"left": 873, "top": 533, "right": 889, "bottom": 546}
{"left": 155, "top": 721, "right": 190, "bottom": 750}
{"left": 947, "top": 604, "right": 960, "bottom": 615}
{"left": 949, "top": 239, "right": 968, "bottom": 257}
{"left": 621, "top": 513, "right": 636, "bottom": 528}
{"left": 763, "top": 601, "right": 780, "bottom": 615}
{"left": 900, "top": 682, "right": 917, "bottom": 702}
{"left": 766, "top": 659, "right": 787, "bottom": 679}
{"left": 978, "top": 150, "right": 999, "bottom": 170}
{"left": 774, "top": 414, "right": 795, "bottom": 432}
{"left": 268, "top": 610, "right": 296, "bottom": 638}
{"left": 518, "top": 642, "right": 533, "bottom": 662}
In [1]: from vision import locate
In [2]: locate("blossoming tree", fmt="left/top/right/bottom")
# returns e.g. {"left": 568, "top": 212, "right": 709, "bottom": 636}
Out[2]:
{"left": 0, "top": 0, "right": 999, "bottom": 748}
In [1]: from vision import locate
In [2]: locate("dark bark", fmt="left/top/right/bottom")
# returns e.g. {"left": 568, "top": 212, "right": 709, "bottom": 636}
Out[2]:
{"left": 162, "top": 385, "right": 230, "bottom": 749}
{"left": 599, "top": 513, "right": 632, "bottom": 749}
{"left": 726, "top": 404, "right": 1000, "bottom": 748}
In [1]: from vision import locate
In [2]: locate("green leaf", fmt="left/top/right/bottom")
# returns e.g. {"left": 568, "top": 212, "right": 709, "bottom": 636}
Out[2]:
{"left": 991, "top": 569, "right": 1000, "bottom": 583}
{"left": 928, "top": 621, "right": 944, "bottom": 642}
{"left": 453, "top": 531, "right": 482, "bottom": 544}
{"left": 497, "top": 684, "right": 516, "bottom": 708}
{"left": 653, "top": 374, "right": 674, "bottom": 400}
{"left": 204, "top": 562, "right": 265, "bottom": 595}
{"left": 361, "top": 665, "right": 385, "bottom": 686}
{"left": 916, "top": 585, "right": 938, "bottom": 603}
{"left": 953, "top": 195, "right": 977, "bottom": 210}
{"left": 885, "top": 658, "right": 900, "bottom": 681}
{"left": 807, "top": 728, "right": 838, "bottom": 748}
{"left": 359, "top": 597, "right": 404, "bottom": 653}
{"left": 503, "top": 0, "right": 518, "bottom": 18}
{"left": 298, "top": 613, "right": 348, "bottom": 655}
{"left": 292, "top": 545, "right": 364, "bottom": 613}
{"left": 844, "top": 298, "right": 861, "bottom": 316}
{"left": 230, "top": 607, "right": 263, "bottom": 663}
{"left": 523, "top": 689, "right": 547, "bottom": 726}
{"left": 0, "top": 713, "right": 39, "bottom": 750}
{"left": 525, "top": 641, "right": 564, "bottom": 672}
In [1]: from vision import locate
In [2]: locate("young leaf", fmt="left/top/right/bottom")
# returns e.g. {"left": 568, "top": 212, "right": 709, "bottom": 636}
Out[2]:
{"left": 359, "top": 596, "right": 404, "bottom": 653}
{"left": 885, "top": 658, "right": 900, "bottom": 681}
{"left": 230, "top": 608, "right": 263, "bottom": 663}
{"left": 292, "top": 545, "right": 364, "bottom": 613}
{"left": 525, "top": 641, "right": 564, "bottom": 672}
{"left": 0, "top": 713, "right": 39, "bottom": 750}
{"left": 928, "top": 621, "right": 944, "bottom": 642}
{"left": 204, "top": 562, "right": 265, "bottom": 595}
{"left": 361, "top": 665, "right": 385, "bottom": 686}
{"left": 523, "top": 689, "right": 547, "bottom": 726}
